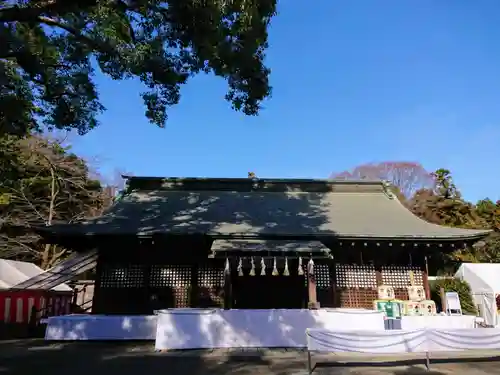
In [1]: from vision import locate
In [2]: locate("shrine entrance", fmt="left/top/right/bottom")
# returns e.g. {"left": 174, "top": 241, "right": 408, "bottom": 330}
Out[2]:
{"left": 231, "top": 273, "right": 306, "bottom": 309}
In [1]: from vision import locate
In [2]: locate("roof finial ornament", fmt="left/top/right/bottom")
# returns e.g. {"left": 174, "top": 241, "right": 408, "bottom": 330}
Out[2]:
{"left": 381, "top": 180, "right": 396, "bottom": 199}
{"left": 248, "top": 171, "right": 259, "bottom": 190}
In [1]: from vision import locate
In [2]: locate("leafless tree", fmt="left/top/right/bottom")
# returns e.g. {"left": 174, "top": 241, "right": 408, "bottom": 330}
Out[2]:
{"left": 332, "top": 162, "right": 434, "bottom": 199}
{"left": 0, "top": 135, "right": 112, "bottom": 269}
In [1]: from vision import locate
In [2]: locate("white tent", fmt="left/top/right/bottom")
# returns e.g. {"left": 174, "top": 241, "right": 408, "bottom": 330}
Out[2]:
{"left": 0, "top": 258, "right": 72, "bottom": 292}
{"left": 455, "top": 263, "right": 500, "bottom": 326}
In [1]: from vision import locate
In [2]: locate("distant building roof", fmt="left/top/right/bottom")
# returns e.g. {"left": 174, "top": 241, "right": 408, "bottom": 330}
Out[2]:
{"left": 0, "top": 259, "right": 72, "bottom": 292}
{"left": 36, "top": 177, "right": 491, "bottom": 241}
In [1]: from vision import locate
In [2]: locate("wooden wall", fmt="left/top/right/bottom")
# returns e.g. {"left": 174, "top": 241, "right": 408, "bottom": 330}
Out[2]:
{"left": 91, "top": 241, "right": 428, "bottom": 313}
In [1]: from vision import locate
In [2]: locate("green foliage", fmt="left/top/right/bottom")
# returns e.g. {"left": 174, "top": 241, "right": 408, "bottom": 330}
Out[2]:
{"left": 431, "top": 168, "right": 459, "bottom": 199}
{"left": 476, "top": 198, "right": 500, "bottom": 231}
{"left": 0, "top": 0, "right": 276, "bottom": 136}
{"left": 406, "top": 168, "right": 500, "bottom": 267}
{"left": 409, "top": 188, "right": 479, "bottom": 229}
{"left": 409, "top": 168, "right": 479, "bottom": 229}
{"left": 430, "top": 278, "right": 477, "bottom": 315}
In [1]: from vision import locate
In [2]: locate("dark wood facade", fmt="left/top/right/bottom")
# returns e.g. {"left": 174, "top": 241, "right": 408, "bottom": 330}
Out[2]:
{"left": 90, "top": 238, "right": 433, "bottom": 314}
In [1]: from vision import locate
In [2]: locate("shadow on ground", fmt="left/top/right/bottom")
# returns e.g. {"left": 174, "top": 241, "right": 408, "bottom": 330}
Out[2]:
{"left": 0, "top": 341, "right": 294, "bottom": 375}
{"left": 3, "top": 341, "right": 500, "bottom": 375}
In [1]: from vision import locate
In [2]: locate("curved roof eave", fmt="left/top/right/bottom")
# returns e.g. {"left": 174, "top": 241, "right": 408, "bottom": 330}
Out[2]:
{"left": 31, "top": 178, "right": 494, "bottom": 243}
{"left": 385, "top": 188, "right": 492, "bottom": 241}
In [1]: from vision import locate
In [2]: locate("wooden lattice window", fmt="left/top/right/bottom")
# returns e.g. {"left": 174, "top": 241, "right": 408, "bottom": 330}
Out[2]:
{"left": 100, "top": 265, "right": 144, "bottom": 288}
{"left": 197, "top": 266, "right": 224, "bottom": 307}
{"left": 335, "top": 265, "right": 377, "bottom": 288}
{"left": 198, "top": 266, "right": 224, "bottom": 287}
{"left": 381, "top": 266, "right": 423, "bottom": 287}
{"left": 150, "top": 265, "right": 191, "bottom": 307}
{"left": 394, "top": 289, "right": 410, "bottom": 300}
{"left": 150, "top": 265, "right": 191, "bottom": 287}
{"left": 339, "top": 289, "right": 378, "bottom": 309}
{"left": 315, "top": 264, "right": 330, "bottom": 289}
{"left": 302, "top": 264, "right": 330, "bottom": 288}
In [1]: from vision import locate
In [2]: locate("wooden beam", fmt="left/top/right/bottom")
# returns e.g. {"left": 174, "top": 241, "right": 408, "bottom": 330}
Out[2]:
{"left": 307, "top": 265, "right": 320, "bottom": 309}
{"left": 223, "top": 270, "right": 232, "bottom": 309}
{"left": 375, "top": 267, "right": 383, "bottom": 287}
{"left": 142, "top": 263, "right": 153, "bottom": 314}
{"left": 422, "top": 270, "right": 431, "bottom": 300}
{"left": 189, "top": 264, "right": 199, "bottom": 307}
{"left": 91, "top": 249, "right": 104, "bottom": 314}
{"left": 330, "top": 261, "right": 337, "bottom": 308}
{"left": 423, "top": 256, "right": 431, "bottom": 299}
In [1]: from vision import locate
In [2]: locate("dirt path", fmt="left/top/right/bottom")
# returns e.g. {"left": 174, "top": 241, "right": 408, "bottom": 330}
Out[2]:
{"left": 1, "top": 340, "right": 500, "bottom": 375}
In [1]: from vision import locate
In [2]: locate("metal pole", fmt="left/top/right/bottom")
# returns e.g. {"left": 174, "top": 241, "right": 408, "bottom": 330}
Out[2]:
{"left": 425, "top": 352, "right": 430, "bottom": 371}
{"left": 307, "top": 350, "right": 312, "bottom": 374}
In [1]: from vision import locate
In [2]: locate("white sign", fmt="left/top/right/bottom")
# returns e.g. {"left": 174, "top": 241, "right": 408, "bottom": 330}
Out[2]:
{"left": 445, "top": 292, "right": 462, "bottom": 315}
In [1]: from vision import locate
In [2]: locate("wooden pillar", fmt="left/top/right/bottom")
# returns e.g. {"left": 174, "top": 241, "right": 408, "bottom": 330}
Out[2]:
{"left": 141, "top": 240, "right": 155, "bottom": 313}
{"left": 330, "top": 259, "right": 338, "bottom": 308}
{"left": 373, "top": 243, "right": 383, "bottom": 287}
{"left": 423, "top": 256, "right": 431, "bottom": 299}
{"left": 92, "top": 248, "right": 104, "bottom": 314}
{"left": 144, "top": 264, "right": 154, "bottom": 313}
{"left": 189, "top": 264, "right": 199, "bottom": 307}
{"left": 307, "top": 261, "right": 320, "bottom": 309}
{"left": 223, "top": 260, "right": 232, "bottom": 309}
{"left": 422, "top": 271, "right": 431, "bottom": 300}
{"left": 375, "top": 266, "right": 383, "bottom": 287}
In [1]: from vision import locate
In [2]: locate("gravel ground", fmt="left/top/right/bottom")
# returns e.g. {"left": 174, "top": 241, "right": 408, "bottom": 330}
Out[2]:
{"left": 1, "top": 340, "right": 500, "bottom": 375}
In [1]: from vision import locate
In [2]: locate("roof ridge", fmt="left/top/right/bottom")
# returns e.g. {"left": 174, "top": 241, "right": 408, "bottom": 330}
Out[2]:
{"left": 124, "top": 175, "right": 387, "bottom": 185}
{"left": 124, "top": 176, "right": 388, "bottom": 194}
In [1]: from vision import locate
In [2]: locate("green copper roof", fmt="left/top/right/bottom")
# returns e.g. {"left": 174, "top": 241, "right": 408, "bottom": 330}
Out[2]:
{"left": 38, "top": 177, "right": 491, "bottom": 241}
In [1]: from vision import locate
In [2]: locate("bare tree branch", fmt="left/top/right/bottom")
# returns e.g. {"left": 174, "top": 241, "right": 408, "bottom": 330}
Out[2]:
{"left": 332, "top": 162, "right": 434, "bottom": 199}
{"left": 0, "top": 134, "right": 113, "bottom": 268}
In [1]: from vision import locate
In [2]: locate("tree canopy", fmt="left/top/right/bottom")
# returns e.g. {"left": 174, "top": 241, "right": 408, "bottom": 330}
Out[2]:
{"left": 0, "top": 134, "right": 113, "bottom": 268}
{"left": 0, "top": 0, "right": 276, "bottom": 136}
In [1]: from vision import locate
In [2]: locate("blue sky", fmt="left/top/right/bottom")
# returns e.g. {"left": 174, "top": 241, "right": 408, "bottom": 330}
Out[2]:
{"left": 72, "top": 0, "right": 500, "bottom": 203}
